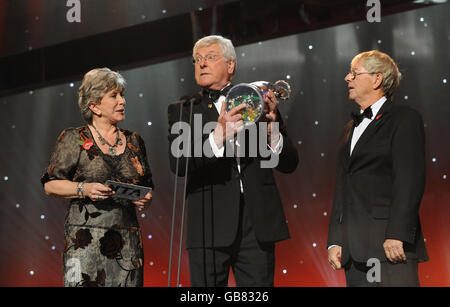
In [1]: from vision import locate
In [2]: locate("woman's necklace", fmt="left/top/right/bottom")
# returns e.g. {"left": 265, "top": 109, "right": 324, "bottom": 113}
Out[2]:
{"left": 91, "top": 124, "right": 123, "bottom": 155}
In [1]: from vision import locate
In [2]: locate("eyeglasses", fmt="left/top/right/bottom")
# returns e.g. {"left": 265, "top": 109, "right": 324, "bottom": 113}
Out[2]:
{"left": 348, "top": 70, "right": 379, "bottom": 80}
{"left": 192, "top": 54, "right": 222, "bottom": 65}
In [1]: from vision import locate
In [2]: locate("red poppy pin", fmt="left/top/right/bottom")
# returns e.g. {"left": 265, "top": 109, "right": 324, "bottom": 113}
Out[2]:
{"left": 376, "top": 113, "right": 383, "bottom": 120}
{"left": 78, "top": 139, "right": 94, "bottom": 150}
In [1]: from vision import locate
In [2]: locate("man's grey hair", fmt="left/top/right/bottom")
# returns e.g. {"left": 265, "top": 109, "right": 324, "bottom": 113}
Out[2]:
{"left": 352, "top": 50, "right": 401, "bottom": 101}
{"left": 193, "top": 35, "right": 237, "bottom": 66}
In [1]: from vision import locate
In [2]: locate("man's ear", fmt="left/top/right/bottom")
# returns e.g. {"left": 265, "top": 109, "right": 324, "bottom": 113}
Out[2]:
{"left": 373, "top": 73, "right": 383, "bottom": 90}
{"left": 227, "top": 60, "right": 236, "bottom": 75}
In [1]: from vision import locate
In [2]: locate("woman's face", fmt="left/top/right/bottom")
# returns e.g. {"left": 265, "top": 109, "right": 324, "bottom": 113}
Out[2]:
{"left": 90, "top": 88, "right": 126, "bottom": 124}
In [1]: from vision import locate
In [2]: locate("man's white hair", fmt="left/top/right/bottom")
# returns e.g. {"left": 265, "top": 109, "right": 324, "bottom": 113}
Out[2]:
{"left": 193, "top": 35, "right": 237, "bottom": 65}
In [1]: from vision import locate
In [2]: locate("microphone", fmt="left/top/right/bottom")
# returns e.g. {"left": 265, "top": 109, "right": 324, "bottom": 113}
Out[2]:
{"left": 189, "top": 93, "right": 202, "bottom": 105}
{"left": 179, "top": 93, "right": 202, "bottom": 106}
{"left": 178, "top": 95, "right": 190, "bottom": 105}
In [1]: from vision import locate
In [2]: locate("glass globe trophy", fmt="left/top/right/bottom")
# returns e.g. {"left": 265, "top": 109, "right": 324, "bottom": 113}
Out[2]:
{"left": 225, "top": 80, "right": 291, "bottom": 126}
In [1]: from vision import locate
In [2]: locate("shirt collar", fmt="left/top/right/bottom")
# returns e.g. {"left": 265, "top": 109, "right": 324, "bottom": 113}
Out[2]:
{"left": 361, "top": 96, "right": 387, "bottom": 120}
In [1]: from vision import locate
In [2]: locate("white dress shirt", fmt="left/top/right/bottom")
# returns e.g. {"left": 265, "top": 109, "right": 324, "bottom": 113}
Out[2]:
{"left": 350, "top": 96, "right": 387, "bottom": 155}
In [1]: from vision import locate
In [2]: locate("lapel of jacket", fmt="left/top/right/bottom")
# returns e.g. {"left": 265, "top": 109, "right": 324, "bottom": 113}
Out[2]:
{"left": 349, "top": 100, "right": 393, "bottom": 164}
{"left": 199, "top": 89, "right": 220, "bottom": 123}
{"left": 340, "top": 121, "right": 354, "bottom": 171}
{"left": 201, "top": 83, "right": 233, "bottom": 122}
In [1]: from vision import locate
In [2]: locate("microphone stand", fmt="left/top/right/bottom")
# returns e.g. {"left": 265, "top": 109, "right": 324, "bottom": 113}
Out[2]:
{"left": 168, "top": 95, "right": 196, "bottom": 287}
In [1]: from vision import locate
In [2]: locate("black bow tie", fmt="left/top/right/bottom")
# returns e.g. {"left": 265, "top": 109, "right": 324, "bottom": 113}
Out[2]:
{"left": 203, "top": 84, "right": 232, "bottom": 102}
{"left": 351, "top": 107, "right": 373, "bottom": 127}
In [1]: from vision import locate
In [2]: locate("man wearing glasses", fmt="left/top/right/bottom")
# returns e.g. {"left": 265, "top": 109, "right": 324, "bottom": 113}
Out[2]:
{"left": 327, "top": 50, "right": 428, "bottom": 286}
{"left": 167, "top": 35, "right": 298, "bottom": 286}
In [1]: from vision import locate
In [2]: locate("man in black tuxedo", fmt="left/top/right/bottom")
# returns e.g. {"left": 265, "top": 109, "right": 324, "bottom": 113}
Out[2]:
{"left": 168, "top": 35, "right": 298, "bottom": 286}
{"left": 327, "top": 50, "right": 428, "bottom": 286}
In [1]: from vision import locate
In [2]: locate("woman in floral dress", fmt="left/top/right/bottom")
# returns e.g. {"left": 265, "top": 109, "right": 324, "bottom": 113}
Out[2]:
{"left": 41, "top": 68, "right": 154, "bottom": 287}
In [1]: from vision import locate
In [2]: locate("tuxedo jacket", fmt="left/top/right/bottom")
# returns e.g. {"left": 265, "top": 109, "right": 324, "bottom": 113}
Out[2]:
{"left": 168, "top": 90, "right": 299, "bottom": 249}
{"left": 327, "top": 101, "right": 429, "bottom": 264}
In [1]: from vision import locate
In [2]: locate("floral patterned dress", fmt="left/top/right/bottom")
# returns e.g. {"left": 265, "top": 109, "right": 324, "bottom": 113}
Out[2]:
{"left": 41, "top": 126, "right": 154, "bottom": 287}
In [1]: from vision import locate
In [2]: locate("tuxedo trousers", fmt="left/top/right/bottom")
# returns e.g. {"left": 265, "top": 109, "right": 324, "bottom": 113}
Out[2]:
{"left": 344, "top": 256, "right": 420, "bottom": 287}
{"left": 187, "top": 195, "right": 275, "bottom": 287}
